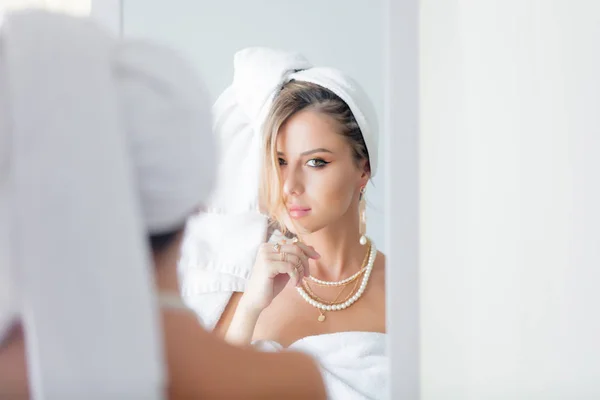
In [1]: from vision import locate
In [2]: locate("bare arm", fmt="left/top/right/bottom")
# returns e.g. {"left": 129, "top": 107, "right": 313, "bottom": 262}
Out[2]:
{"left": 223, "top": 295, "right": 263, "bottom": 346}
{"left": 0, "top": 312, "right": 327, "bottom": 400}
{"left": 213, "top": 291, "right": 242, "bottom": 337}
{"left": 163, "top": 310, "right": 327, "bottom": 399}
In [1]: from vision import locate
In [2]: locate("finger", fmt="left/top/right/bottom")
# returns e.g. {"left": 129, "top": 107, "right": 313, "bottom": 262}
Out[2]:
{"left": 276, "top": 253, "right": 307, "bottom": 282}
{"left": 267, "top": 250, "right": 307, "bottom": 271}
{"left": 278, "top": 244, "right": 313, "bottom": 277}
{"left": 278, "top": 243, "right": 315, "bottom": 264}
{"left": 293, "top": 242, "right": 321, "bottom": 259}
{"left": 262, "top": 242, "right": 282, "bottom": 255}
{"left": 295, "top": 262, "right": 308, "bottom": 278}
{"left": 269, "top": 261, "right": 302, "bottom": 286}
{"left": 281, "top": 261, "right": 303, "bottom": 287}
{"left": 292, "top": 264, "right": 303, "bottom": 286}
{"left": 259, "top": 243, "right": 285, "bottom": 265}
{"left": 289, "top": 254, "right": 309, "bottom": 278}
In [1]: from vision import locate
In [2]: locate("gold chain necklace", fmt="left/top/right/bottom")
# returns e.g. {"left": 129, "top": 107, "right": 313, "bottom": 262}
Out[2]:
{"left": 302, "top": 271, "right": 363, "bottom": 305}
{"left": 304, "top": 276, "right": 362, "bottom": 322}
{"left": 301, "top": 266, "right": 365, "bottom": 302}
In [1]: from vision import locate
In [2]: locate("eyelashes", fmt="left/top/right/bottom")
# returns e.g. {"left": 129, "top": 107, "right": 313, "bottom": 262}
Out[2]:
{"left": 278, "top": 158, "right": 330, "bottom": 169}
{"left": 306, "top": 158, "right": 330, "bottom": 168}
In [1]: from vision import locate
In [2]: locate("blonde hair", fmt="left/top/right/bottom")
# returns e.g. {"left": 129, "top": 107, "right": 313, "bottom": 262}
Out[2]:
{"left": 260, "top": 80, "right": 370, "bottom": 234}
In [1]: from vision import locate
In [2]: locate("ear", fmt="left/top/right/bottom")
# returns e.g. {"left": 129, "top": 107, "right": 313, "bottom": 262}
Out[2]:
{"left": 358, "top": 158, "right": 371, "bottom": 188}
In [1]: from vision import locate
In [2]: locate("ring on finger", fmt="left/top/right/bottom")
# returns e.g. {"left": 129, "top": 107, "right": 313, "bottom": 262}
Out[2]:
{"left": 273, "top": 243, "right": 281, "bottom": 253}
{"left": 295, "top": 260, "right": 304, "bottom": 274}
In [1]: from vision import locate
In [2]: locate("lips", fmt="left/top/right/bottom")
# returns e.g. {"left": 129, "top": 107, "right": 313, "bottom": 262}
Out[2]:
{"left": 287, "top": 205, "right": 311, "bottom": 219}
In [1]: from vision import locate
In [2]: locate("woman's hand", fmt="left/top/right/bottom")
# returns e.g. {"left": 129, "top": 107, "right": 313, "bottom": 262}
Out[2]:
{"left": 241, "top": 240, "right": 320, "bottom": 313}
{"left": 225, "top": 239, "right": 320, "bottom": 346}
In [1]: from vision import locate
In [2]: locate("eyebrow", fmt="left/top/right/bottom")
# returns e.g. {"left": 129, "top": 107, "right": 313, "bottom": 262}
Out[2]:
{"left": 277, "top": 148, "right": 334, "bottom": 156}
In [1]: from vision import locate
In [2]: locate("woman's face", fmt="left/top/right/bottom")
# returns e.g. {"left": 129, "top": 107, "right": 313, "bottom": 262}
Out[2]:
{"left": 276, "top": 109, "right": 368, "bottom": 234}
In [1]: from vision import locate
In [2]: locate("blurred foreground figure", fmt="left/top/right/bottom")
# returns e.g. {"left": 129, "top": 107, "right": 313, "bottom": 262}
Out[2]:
{"left": 0, "top": 10, "right": 325, "bottom": 399}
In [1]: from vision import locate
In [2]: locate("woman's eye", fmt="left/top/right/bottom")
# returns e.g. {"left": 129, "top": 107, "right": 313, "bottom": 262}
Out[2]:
{"left": 306, "top": 158, "right": 330, "bottom": 168}
{"left": 278, "top": 157, "right": 287, "bottom": 166}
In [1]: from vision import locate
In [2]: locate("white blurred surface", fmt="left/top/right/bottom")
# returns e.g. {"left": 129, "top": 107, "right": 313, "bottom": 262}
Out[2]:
{"left": 421, "top": 1, "right": 600, "bottom": 398}
{"left": 0, "top": 0, "right": 90, "bottom": 15}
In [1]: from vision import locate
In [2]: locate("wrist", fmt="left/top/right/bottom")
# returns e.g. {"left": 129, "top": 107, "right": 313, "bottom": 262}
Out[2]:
{"left": 238, "top": 294, "right": 266, "bottom": 316}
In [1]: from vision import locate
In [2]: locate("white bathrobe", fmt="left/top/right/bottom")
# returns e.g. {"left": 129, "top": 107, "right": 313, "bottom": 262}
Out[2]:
{"left": 254, "top": 332, "right": 388, "bottom": 400}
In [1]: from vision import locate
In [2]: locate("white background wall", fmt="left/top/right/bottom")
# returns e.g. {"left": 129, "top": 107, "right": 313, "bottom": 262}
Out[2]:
{"left": 421, "top": 1, "right": 600, "bottom": 398}
{"left": 122, "top": 0, "right": 386, "bottom": 252}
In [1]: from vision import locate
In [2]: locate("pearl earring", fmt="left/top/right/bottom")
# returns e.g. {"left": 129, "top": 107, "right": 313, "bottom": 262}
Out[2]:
{"left": 359, "top": 186, "right": 367, "bottom": 245}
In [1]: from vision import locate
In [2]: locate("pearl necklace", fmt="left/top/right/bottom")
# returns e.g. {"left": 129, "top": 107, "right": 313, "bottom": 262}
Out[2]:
{"left": 308, "top": 265, "right": 368, "bottom": 286}
{"left": 307, "top": 242, "right": 371, "bottom": 286}
{"left": 296, "top": 239, "right": 377, "bottom": 313}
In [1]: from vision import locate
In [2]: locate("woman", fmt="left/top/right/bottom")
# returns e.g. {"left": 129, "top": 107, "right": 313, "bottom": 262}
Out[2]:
{"left": 0, "top": 11, "right": 325, "bottom": 399}
{"left": 179, "top": 48, "right": 387, "bottom": 399}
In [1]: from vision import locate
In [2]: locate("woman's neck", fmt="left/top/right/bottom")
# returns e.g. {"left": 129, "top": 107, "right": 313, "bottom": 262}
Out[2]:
{"left": 298, "top": 216, "right": 369, "bottom": 281}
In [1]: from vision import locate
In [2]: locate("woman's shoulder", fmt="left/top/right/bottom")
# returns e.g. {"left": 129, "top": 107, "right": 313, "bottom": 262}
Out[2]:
{"left": 368, "top": 250, "right": 386, "bottom": 292}
{"left": 373, "top": 251, "right": 386, "bottom": 277}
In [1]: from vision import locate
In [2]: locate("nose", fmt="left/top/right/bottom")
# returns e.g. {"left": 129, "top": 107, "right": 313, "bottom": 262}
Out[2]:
{"left": 282, "top": 164, "right": 304, "bottom": 197}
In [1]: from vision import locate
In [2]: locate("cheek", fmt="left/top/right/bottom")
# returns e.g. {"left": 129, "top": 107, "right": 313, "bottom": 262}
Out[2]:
{"left": 307, "top": 168, "right": 356, "bottom": 210}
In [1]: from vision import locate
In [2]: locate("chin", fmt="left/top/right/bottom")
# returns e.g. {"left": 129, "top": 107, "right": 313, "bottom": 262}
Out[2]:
{"left": 284, "top": 218, "right": 327, "bottom": 236}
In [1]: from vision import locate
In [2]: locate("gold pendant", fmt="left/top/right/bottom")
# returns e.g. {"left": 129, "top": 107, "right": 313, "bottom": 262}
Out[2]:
{"left": 317, "top": 314, "right": 326, "bottom": 322}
